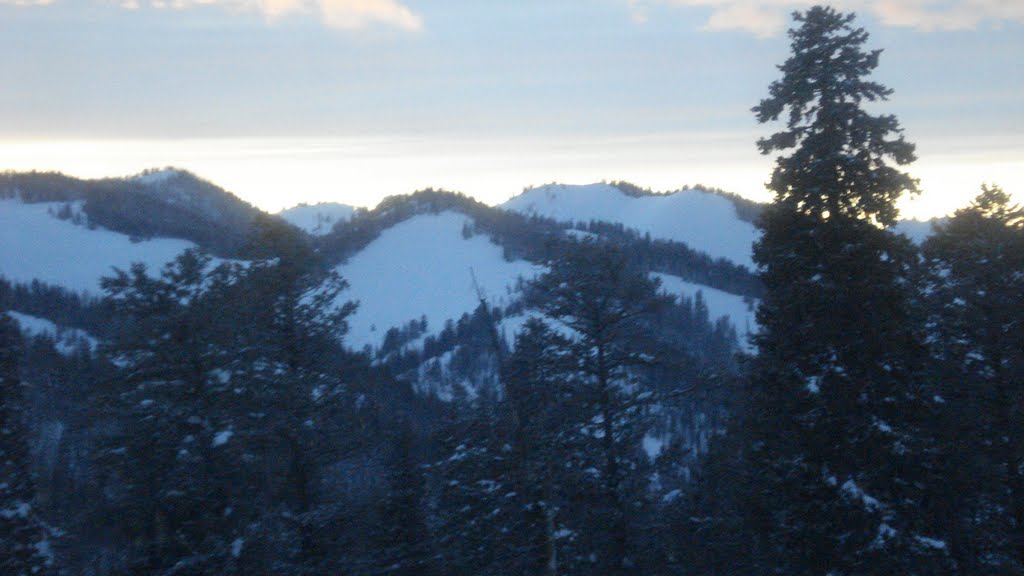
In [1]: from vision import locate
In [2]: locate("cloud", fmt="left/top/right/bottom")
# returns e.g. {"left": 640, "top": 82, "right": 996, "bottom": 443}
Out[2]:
{"left": 3, "top": 0, "right": 422, "bottom": 31}
{"left": 631, "top": 0, "right": 1024, "bottom": 36}
{"left": 178, "top": 0, "right": 423, "bottom": 31}
{"left": 317, "top": 0, "right": 421, "bottom": 31}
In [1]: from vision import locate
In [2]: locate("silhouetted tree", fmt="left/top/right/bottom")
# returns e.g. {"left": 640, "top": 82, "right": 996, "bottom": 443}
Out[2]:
{"left": 739, "top": 6, "right": 951, "bottom": 573}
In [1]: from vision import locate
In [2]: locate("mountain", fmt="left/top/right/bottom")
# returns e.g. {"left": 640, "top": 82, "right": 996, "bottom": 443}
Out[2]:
{"left": 0, "top": 168, "right": 264, "bottom": 258}
{"left": 0, "top": 171, "right": 938, "bottom": 368}
{"left": 0, "top": 170, "right": 948, "bottom": 575}
{"left": 278, "top": 202, "right": 356, "bottom": 235}
{"left": 0, "top": 194, "right": 197, "bottom": 293}
{"left": 504, "top": 183, "right": 760, "bottom": 268}
{"left": 336, "top": 210, "right": 541, "bottom": 351}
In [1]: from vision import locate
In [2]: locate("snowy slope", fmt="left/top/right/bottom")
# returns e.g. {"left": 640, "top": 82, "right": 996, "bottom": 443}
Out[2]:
{"left": 503, "top": 184, "right": 758, "bottom": 268}
{"left": 132, "top": 168, "right": 181, "bottom": 186}
{"left": 6, "top": 311, "right": 98, "bottom": 354}
{"left": 0, "top": 199, "right": 195, "bottom": 294}
{"left": 653, "top": 272, "right": 757, "bottom": 344}
{"left": 278, "top": 203, "right": 355, "bottom": 235}
{"left": 894, "top": 218, "right": 936, "bottom": 244}
{"left": 337, "top": 211, "right": 543, "bottom": 351}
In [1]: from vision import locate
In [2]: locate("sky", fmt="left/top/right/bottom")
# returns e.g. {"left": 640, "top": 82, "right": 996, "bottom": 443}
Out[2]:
{"left": 1, "top": 0, "right": 1021, "bottom": 219}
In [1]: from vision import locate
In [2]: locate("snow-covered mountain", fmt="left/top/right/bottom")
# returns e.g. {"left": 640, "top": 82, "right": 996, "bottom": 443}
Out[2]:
{"left": 337, "top": 211, "right": 542, "bottom": 350}
{"left": 278, "top": 202, "right": 356, "bottom": 236}
{"left": 2, "top": 170, "right": 935, "bottom": 393}
{"left": 503, "top": 183, "right": 760, "bottom": 268}
{"left": 0, "top": 174, "right": 760, "bottom": 361}
{"left": 0, "top": 197, "right": 196, "bottom": 293}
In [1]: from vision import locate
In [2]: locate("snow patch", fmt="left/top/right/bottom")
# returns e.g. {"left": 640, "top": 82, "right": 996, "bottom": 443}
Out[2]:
{"left": 873, "top": 523, "right": 898, "bottom": 548}
{"left": 915, "top": 535, "right": 947, "bottom": 550}
{"left": 841, "top": 479, "right": 880, "bottom": 511}
{"left": 211, "top": 430, "right": 233, "bottom": 447}
{"left": 231, "top": 537, "right": 245, "bottom": 558}
{"left": 0, "top": 501, "right": 32, "bottom": 519}
{"left": 6, "top": 311, "right": 98, "bottom": 354}
{"left": 643, "top": 434, "right": 666, "bottom": 460}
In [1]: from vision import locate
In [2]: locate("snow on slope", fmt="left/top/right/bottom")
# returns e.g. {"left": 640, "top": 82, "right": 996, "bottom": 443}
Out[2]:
{"left": 653, "top": 272, "right": 757, "bottom": 345}
{"left": 337, "top": 211, "right": 543, "bottom": 351}
{"left": 503, "top": 184, "right": 758, "bottom": 268}
{"left": 132, "top": 168, "right": 181, "bottom": 186}
{"left": 6, "top": 311, "right": 98, "bottom": 354}
{"left": 0, "top": 199, "right": 195, "bottom": 294}
{"left": 894, "top": 218, "right": 937, "bottom": 244}
{"left": 278, "top": 203, "right": 355, "bottom": 236}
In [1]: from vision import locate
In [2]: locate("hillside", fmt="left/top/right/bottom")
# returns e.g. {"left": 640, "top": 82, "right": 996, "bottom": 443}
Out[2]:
{"left": 278, "top": 202, "right": 356, "bottom": 236}
{"left": 503, "top": 183, "right": 760, "bottom": 268}
{"left": 0, "top": 198, "right": 196, "bottom": 293}
{"left": 337, "top": 211, "right": 542, "bottom": 350}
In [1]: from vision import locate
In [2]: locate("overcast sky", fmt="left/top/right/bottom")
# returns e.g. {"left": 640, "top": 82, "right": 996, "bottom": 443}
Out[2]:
{"left": 2, "top": 0, "right": 1021, "bottom": 217}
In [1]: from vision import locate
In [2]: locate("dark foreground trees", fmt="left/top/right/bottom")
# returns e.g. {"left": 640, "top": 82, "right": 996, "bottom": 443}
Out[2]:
{"left": 432, "top": 240, "right": 702, "bottom": 575}
{"left": 0, "top": 314, "right": 52, "bottom": 575}
{"left": 923, "top": 186, "right": 1024, "bottom": 572}
{"left": 695, "top": 6, "right": 952, "bottom": 574}
{"left": 93, "top": 249, "right": 369, "bottom": 575}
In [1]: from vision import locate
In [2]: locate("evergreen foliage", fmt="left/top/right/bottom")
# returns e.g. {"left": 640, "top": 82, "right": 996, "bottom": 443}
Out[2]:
{"left": 0, "top": 314, "right": 52, "bottom": 575}
{"left": 923, "top": 185, "right": 1024, "bottom": 572}
{"left": 717, "top": 6, "right": 952, "bottom": 573}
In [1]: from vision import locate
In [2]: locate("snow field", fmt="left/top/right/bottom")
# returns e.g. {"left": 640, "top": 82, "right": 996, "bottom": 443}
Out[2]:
{"left": 0, "top": 199, "right": 195, "bottom": 295}
{"left": 503, "top": 183, "right": 759, "bottom": 269}
{"left": 337, "top": 211, "right": 543, "bottom": 351}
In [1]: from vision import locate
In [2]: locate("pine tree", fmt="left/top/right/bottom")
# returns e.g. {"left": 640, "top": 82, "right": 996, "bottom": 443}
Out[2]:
{"left": 504, "top": 318, "right": 576, "bottom": 576}
{"left": 0, "top": 314, "right": 52, "bottom": 575}
{"left": 527, "top": 239, "right": 673, "bottom": 574}
{"left": 95, "top": 248, "right": 359, "bottom": 574}
{"left": 95, "top": 250, "right": 247, "bottom": 574}
{"left": 923, "top": 185, "right": 1024, "bottom": 572}
{"left": 743, "top": 6, "right": 951, "bottom": 573}
{"left": 373, "top": 421, "right": 434, "bottom": 576}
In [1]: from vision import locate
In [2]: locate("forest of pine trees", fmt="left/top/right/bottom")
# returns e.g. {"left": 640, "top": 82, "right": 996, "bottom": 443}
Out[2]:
{"left": 0, "top": 4, "right": 1021, "bottom": 575}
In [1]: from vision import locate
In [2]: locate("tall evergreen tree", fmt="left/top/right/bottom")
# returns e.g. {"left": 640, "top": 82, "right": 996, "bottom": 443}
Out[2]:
{"left": 0, "top": 314, "right": 52, "bottom": 575}
{"left": 95, "top": 250, "right": 251, "bottom": 574}
{"left": 528, "top": 239, "right": 673, "bottom": 575}
{"left": 742, "top": 6, "right": 950, "bottom": 573}
{"left": 922, "top": 185, "right": 1024, "bottom": 572}
{"left": 95, "top": 248, "right": 359, "bottom": 574}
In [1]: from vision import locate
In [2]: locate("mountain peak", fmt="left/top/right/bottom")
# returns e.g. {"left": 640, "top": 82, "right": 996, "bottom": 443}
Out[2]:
{"left": 504, "top": 182, "right": 760, "bottom": 269}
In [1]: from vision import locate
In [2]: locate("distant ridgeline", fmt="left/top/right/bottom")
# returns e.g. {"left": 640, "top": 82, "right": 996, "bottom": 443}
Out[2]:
{"left": 0, "top": 169, "right": 266, "bottom": 258}
{"left": 315, "top": 185, "right": 763, "bottom": 299}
